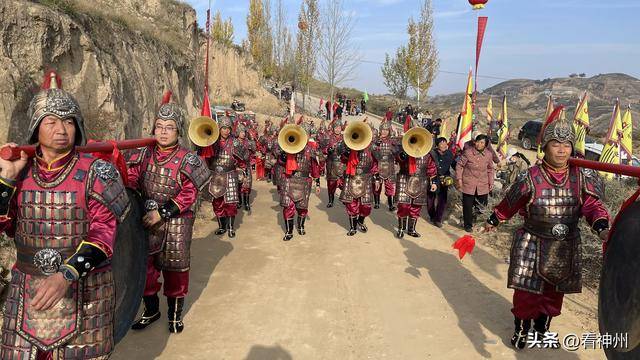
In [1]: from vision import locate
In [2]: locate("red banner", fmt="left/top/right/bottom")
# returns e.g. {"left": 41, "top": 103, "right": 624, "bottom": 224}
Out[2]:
{"left": 474, "top": 16, "right": 488, "bottom": 93}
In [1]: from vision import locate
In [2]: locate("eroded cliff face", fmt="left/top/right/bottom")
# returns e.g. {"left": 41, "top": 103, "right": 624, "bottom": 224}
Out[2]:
{"left": 0, "top": 0, "right": 280, "bottom": 144}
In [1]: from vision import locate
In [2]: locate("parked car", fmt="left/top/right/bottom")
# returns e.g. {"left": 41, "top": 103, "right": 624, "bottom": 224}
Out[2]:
{"left": 518, "top": 120, "right": 543, "bottom": 150}
{"left": 583, "top": 142, "right": 640, "bottom": 167}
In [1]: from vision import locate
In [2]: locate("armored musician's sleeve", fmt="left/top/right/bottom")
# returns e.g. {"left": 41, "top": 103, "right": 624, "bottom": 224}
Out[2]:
{"left": 580, "top": 168, "right": 610, "bottom": 233}
{"left": 492, "top": 170, "right": 533, "bottom": 223}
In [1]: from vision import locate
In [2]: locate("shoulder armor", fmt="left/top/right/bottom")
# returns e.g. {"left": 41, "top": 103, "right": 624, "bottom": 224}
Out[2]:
{"left": 581, "top": 167, "right": 605, "bottom": 200}
{"left": 125, "top": 146, "right": 149, "bottom": 166}
{"left": 87, "top": 159, "right": 131, "bottom": 222}
{"left": 505, "top": 169, "right": 532, "bottom": 208}
{"left": 180, "top": 151, "right": 211, "bottom": 191}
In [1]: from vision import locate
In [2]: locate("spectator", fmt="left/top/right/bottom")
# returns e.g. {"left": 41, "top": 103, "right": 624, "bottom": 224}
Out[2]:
{"left": 504, "top": 148, "right": 531, "bottom": 185}
{"left": 427, "top": 137, "right": 455, "bottom": 227}
{"left": 361, "top": 98, "right": 367, "bottom": 114}
{"left": 385, "top": 106, "right": 394, "bottom": 122}
{"left": 455, "top": 134, "right": 495, "bottom": 233}
{"left": 325, "top": 100, "right": 331, "bottom": 120}
{"left": 405, "top": 104, "right": 414, "bottom": 117}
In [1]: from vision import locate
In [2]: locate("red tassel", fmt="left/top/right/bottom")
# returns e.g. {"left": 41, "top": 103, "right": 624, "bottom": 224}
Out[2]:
{"left": 452, "top": 235, "right": 476, "bottom": 259}
{"left": 346, "top": 150, "right": 359, "bottom": 176}
{"left": 408, "top": 156, "right": 417, "bottom": 175}
{"left": 198, "top": 145, "right": 215, "bottom": 159}
{"left": 161, "top": 90, "right": 172, "bottom": 105}
{"left": 285, "top": 153, "right": 298, "bottom": 175}
{"left": 88, "top": 139, "right": 129, "bottom": 187}
{"left": 41, "top": 70, "right": 62, "bottom": 90}
{"left": 200, "top": 87, "right": 212, "bottom": 117}
{"left": 403, "top": 115, "right": 412, "bottom": 132}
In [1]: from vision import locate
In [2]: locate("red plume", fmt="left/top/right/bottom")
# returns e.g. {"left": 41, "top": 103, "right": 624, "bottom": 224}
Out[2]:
{"left": 41, "top": 70, "right": 62, "bottom": 90}
{"left": 296, "top": 115, "right": 304, "bottom": 125}
{"left": 537, "top": 105, "right": 564, "bottom": 146}
{"left": 161, "top": 90, "right": 172, "bottom": 105}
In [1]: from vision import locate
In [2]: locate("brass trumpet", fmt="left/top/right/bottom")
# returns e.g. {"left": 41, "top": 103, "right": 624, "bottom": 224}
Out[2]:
{"left": 402, "top": 127, "right": 433, "bottom": 158}
{"left": 188, "top": 116, "right": 219, "bottom": 147}
{"left": 343, "top": 121, "right": 373, "bottom": 151}
{"left": 278, "top": 124, "right": 308, "bottom": 154}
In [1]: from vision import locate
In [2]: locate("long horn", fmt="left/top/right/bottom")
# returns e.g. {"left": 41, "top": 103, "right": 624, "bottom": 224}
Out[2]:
{"left": 1, "top": 138, "right": 157, "bottom": 161}
{"left": 278, "top": 124, "right": 308, "bottom": 154}
{"left": 343, "top": 121, "right": 373, "bottom": 151}
{"left": 188, "top": 116, "right": 219, "bottom": 147}
{"left": 402, "top": 127, "right": 433, "bottom": 158}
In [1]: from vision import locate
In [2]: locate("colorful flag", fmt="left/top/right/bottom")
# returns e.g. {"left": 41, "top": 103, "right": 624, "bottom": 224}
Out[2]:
{"left": 537, "top": 94, "right": 554, "bottom": 160}
{"left": 599, "top": 100, "right": 622, "bottom": 179}
{"left": 486, "top": 97, "right": 494, "bottom": 126}
{"left": 363, "top": 90, "right": 369, "bottom": 103}
{"left": 620, "top": 104, "right": 633, "bottom": 164}
{"left": 497, "top": 95, "right": 509, "bottom": 158}
{"left": 456, "top": 69, "right": 474, "bottom": 149}
{"left": 572, "top": 91, "right": 590, "bottom": 157}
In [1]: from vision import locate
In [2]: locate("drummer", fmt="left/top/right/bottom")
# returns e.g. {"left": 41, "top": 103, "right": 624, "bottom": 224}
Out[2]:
{"left": 484, "top": 106, "right": 610, "bottom": 350}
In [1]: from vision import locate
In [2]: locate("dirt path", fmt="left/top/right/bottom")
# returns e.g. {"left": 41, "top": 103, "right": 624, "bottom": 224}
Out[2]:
{"left": 112, "top": 178, "right": 604, "bottom": 360}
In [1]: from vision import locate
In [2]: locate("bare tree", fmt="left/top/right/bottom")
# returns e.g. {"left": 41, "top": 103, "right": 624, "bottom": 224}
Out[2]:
{"left": 295, "top": 0, "right": 320, "bottom": 111}
{"left": 381, "top": 45, "right": 410, "bottom": 100}
{"left": 317, "top": 0, "right": 360, "bottom": 119}
{"left": 406, "top": 0, "right": 439, "bottom": 107}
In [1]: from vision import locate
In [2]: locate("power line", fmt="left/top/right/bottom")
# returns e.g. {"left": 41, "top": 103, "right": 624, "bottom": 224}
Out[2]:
{"left": 358, "top": 58, "right": 512, "bottom": 81}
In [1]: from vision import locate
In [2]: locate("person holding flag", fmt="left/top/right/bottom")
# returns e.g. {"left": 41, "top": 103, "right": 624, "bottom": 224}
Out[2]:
{"left": 484, "top": 106, "right": 610, "bottom": 350}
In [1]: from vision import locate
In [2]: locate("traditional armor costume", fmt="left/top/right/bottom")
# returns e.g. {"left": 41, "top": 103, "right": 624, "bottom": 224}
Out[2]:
{"left": 486, "top": 109, "right": 610, "bottom": 349}
{"left": 276, "top": 141, "right": 320, "bottom": 241}
{"left": 321, "top": 120, "right": 345, "bottom": 208}
{"left": 236, "top": 123, "right": 256, "bottom": 211}
{"left": 258, "top": 126, "right": 278, "bottom": 184}
{"left": 372, "top": 120, "right": 398, "bottom": 211}
{"left": 207, "top": 115, "right": 246, "bottom": 238}
{"left": 0, "top": 72, "right": 130, "bottom": 359}
{"left": 395, "top": 144, "right": 438, "bottom": 238}
{"left": 339, "top": 141, "right": 378, "bottom": 236}
{"left": 127, "top": 92, "right": 210, "bottom": 333}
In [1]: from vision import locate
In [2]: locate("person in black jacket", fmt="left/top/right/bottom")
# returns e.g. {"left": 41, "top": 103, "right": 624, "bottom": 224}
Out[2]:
{"left": 427, "top": 137, "right": 455, "bottom": 227}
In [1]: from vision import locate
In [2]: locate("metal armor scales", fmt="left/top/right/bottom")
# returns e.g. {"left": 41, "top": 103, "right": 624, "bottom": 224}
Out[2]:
{"left": 396, "top": 155, "right": 435, "bottom": 206}
{"left": 2, "top": 154, "right": 129, "bottom": 359}
{"left": 506, "top": 165, "right": 604, "bottom": 294}
{"left": 208, "top": 137, "right": 243, "bottom": 204}
{"left": 373, "top": 136, "right": 398, "bottom": 180}
{"left": 339, "top": 146, "right": 375, "bottom": 204}
{"left": 280, "top": 147, "right": 316, "bottom": 210}
{"left": 126, "top": 146, "right": 209, "bottom": 271}
{"left": 324, "top": 133, "right": 345, "bottom": 180}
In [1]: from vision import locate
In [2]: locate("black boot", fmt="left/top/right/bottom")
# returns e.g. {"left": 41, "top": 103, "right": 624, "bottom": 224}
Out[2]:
{"left": 387, "top": 195, "right": 396, "bottom": 211}
{"left": 373, "top": 194, "right": 380, "bottom": 209}
{"left": 227, "top": 216, "right": 236, "bottom": 238}
{"left": 406, "top": 217, "right": 421, "bottom": 238}
{"left": 356, "top": 215, "right": 368, "bottom": 233}
{"left": 326, "top": 193, "right": 334, "bottom": 208}
{"left": 296, "top": 216, "right": 306, "bottom": 235}
{"left": 347, "top": 216, "right": 358, "bottom": 236}
{"left": 243, "top": 193, "right": 251, "bottom": 211}
{"left": 131, "top": 295, "right": 161, "bottom": 330}
{"left": 396, "top": 217, "right": 407, "bottom": 238}
{"left": 267, "top": 172, "right": 272, "bottom": 183}
{"left": 215, "top": 217, "right": 227, "bottom": 235}
{"left": 283, "top": 218, "right": 294, "bottom": 241}
{"left": 167, "top": 297, "right": 185, "bottom": 333}
{"left": 237, "top": 194, "right": 243, "bottom": 209}
{"left": 510, "top": 317, "right": 531, "bottom": 350}
{"left": 533, "top": 314, "right": 552, "bottom": 338}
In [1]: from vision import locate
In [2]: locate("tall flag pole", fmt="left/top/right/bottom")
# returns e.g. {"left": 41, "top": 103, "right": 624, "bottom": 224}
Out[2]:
{"left": 496, "top": 93, "right": 509, "bottom": 158}
{"left": 599, "top": 99, "right": 622, "bottom": 179}
{"left": 572, "top": 91, "right": 590, "bottom": 158}
{"left": 537, "top": 93, "right": 554, "bottom": 160}
{"left": 620, "top": 104, "right": 633, "bottom": 164}
{"left": 456, "top": 69, "right": 474, "bottom": 149}
{"left": 197, "top": 1, "right": 214, "bottom": 159}
{"left": 486, "top": 96, "right": 493, "bottom": 136}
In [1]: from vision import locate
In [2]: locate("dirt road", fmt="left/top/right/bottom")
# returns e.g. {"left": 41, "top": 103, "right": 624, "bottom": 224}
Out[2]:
{"left": 113, "top": 178, "right": 604, "bottom": 360}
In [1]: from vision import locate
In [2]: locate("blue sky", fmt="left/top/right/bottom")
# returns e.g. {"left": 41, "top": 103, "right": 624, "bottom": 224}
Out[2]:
{"left": 185, "top": 0, "right": 640, "bottom": 96}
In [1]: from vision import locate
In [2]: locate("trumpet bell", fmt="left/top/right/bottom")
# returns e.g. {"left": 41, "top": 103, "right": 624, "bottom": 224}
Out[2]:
{"left": 278, "top": 124, "right": 308, "bottom": 154}
{"left": 402, "top": 127, "right": 433, "bottom": 158}
{"left": 343, "top": 121, "right": 373, "bottom": 151}
{"left": 188, "top": 116, "right": 219, "bottom": 147}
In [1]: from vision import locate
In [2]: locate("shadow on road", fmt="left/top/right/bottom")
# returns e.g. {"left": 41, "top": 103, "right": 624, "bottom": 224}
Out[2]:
{"left": 245, "top": 344, "right": 293, "bottom": 360}
{"left": 398, "top": 237, "right": 581, "bottom": 359}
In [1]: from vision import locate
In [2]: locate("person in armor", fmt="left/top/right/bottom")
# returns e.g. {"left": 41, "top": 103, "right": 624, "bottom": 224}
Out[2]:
{"left": 206, "top": 114, "right": 246, "bottom": 238}
{"left": 275, "top": 137, "right": 321, "bottom": 241}
{"left": 372, "top": 120, "right": 398, "bottom": 211}
{"left": 395, "top": 133, "right": 438, "bottom": 238}
{"left": 236, "top": 123, "right": 255, "bottom": 211}
{"left": 339, "top": 132, "right": 378, "bottom": 236}
{"left": 426, "top": 137, "right": 455, "bottom": 228}
{"left": 127, "top": 91, "right": 210, "bottom": 334}
{"left": 484, "top": 107, "right": 610, "bottom": 349}
{"left": 258, "top": 122, "right": 277, "bottom": 182}
{"left": 322, "top": 120, "right": 345, "bottom": 208}
{"left": 0, "top": 71, "right": 130, "bottom": 359}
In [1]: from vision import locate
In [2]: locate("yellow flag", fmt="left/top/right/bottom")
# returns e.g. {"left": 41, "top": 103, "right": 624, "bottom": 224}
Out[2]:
{"left": 486, "top": 97, "right": 494, "bottom": 125}
{"left": 573, "top": 91, "right": 589, "bottom": 157}
{"left": 456, "top": 69, "right": 474, "bottom": 149}
{"left": 440, "top": 117, "right": 448, "bottom": 140}
{"left": 497, "top": 95, "right": 509, "bottom": 157}
{"left": 599, "top": 100, "right": 622, "bottom": 179}
{"left": 620, "top": 105, "right": 633, "bottom": 164}
{"left": 537, "top": 94, "right": 554, "bottom": 160}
